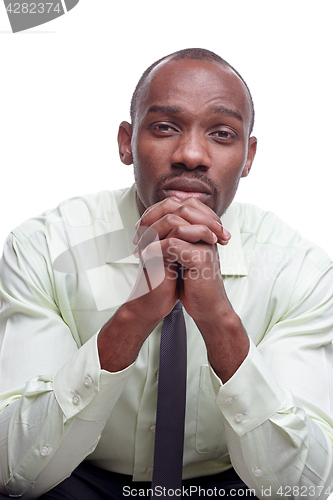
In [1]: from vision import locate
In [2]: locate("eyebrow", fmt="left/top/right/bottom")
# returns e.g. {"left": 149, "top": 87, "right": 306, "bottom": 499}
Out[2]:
{"left": 147, "top": 105, "right": 182, "bottom": 115}
{"left": 147, "top": 104, "right": 243, "bottom": 122}
{"left": 207, "top": 105, "right": 243, "bottom": 122}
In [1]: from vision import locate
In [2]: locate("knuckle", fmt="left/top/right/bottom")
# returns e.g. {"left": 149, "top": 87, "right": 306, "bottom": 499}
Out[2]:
{"left": 201, "top": 224, "right": 210, "bottom": 233}
{"left": 170, "top": 225, "right": 183, "bottom": 238}
{"left": 185, "top": 196, "right": 200, "bottom": 206}
{"left": 178, "top": 205, "right": 190, "bottom": 217}
{"left": 166, "top": 196, "right": 181, "bottom": 207}
{"left": 164, "top": 213, "right": 178, "bottom": 225}
{"left": 167, "top": 237, "right": 180, "bottom": 248}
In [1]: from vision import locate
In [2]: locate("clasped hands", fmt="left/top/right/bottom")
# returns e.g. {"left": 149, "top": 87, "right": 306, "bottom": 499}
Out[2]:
{"left": 99, "top": 196, "right": 249, "bottom": 378}
{"left": 131, "top": 196, "right": 232, "bottom": 325}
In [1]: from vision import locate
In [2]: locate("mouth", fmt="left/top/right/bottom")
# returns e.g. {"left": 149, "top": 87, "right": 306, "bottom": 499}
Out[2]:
{"left": 161, "top": 178, "right": 212, "bottom": 203}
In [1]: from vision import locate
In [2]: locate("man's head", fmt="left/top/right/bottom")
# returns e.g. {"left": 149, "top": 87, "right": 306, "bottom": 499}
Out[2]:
{"left": 118, "top": 48, "right": 257, "bottom": 217}
{"left": 130, "top": 48, "right": 255, "bottom": 136}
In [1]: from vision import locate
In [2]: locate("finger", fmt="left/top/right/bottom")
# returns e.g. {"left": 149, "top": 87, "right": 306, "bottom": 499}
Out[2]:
{"left": 139, "top": 196, "right": 221, "bottom": 225}
{"left": 136, "top": 237, "right": 220, "bottom": 269}
{"left": 163, "top": 204, "right": 229, "bottom": 242}
{"left": 133, "top": 197, "right": 231, "bottom": 245}
{"left": 134, "top": 213, "right": 190, "bottom": 245}
{"left": 159, "top": 238, "right": 220, "bottom": 270}
{"left": 165, "top": 224, "right": 218, "bottom": 245}
{"left": 180, "top": 197, "right": 222, "bottom": 223}
{"left": 134, "top": 239, "right": 176, "bottom": 264}
{"left": 135, "top": 213, "right": 219, "bottom": 246}
{"left": 134, "top": 222, "right": 218, "bottom": 256}
{"left": 138, "top": 196, "right": 221, "bottom": 226}
{"left": 135, "top": 197, "right": 183, "bottom": 228}
{"left": 135, "top": 197, "right": 230, "bottom": 243}
{"left": 136, "top": 197, "right": 231, "bottom": 245}
{"left": 172, "top": 204, "right": 230, "bottom": 242}
{"left": 182, "top": 198, "right": 231, "bottom": 241}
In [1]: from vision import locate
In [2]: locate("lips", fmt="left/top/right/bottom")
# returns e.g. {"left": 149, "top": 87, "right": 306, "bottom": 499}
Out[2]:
{"left": 161, "top": 178, "right": 212, "bottom": 202}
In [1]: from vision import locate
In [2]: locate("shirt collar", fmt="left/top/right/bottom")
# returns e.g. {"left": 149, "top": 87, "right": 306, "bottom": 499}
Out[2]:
{"left": 105, "top": 185, "right": 140, "bottom": 265}
{"left": 106, "top": 185, "right": 248, "bottom": 276}
{"left": 219, "top": 205, "right": 248, "bottom": 276}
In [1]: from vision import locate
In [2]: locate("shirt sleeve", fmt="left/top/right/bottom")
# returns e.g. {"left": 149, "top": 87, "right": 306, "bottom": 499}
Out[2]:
{"left": 0, "top": 234, "right": 134, "bottom": 498}
{"left": 210, "top": 263, "right": 333, "bottom": 499}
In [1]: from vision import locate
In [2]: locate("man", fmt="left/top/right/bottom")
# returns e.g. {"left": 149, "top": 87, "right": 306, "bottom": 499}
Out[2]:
{"left": 0, "top": 48, "right": 333, "bottom": 499}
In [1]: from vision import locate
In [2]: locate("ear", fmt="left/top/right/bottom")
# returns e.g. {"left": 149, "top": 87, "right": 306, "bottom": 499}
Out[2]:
{"left": 241, "top": 136, "right": 257, "bottom": 178}
{"left": 118, "top": 121, "right": 133, "bottom": 165}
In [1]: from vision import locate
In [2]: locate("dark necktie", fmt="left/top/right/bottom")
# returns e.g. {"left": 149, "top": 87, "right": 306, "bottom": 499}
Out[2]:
{"left": 151, "top": 301, "right": 187, "bottom": 497}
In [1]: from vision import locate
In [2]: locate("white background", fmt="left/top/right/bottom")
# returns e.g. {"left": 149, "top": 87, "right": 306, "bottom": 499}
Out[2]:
{"left": 0, "top": 1, "right": 332, "bottom": 256}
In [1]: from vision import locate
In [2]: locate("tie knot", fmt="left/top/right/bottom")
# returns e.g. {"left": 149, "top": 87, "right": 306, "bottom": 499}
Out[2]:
{"left": 173, "top": 301, "right": 183, "bottom": 311}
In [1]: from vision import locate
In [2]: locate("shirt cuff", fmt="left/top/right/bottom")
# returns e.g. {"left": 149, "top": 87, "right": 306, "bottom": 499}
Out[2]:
{"left": 53, "top": 333, "right": 135, "bottom": 421}
{"left": 210, "top": 338, "right": 286, "bottom": 436}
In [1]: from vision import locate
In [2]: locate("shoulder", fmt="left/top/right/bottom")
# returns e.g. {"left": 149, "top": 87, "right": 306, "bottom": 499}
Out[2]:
{"left": 10, "top": 187, "right": 132, "bottom": 244}
{"left": 230, "top": 201, "right": 332, "bottom": 271}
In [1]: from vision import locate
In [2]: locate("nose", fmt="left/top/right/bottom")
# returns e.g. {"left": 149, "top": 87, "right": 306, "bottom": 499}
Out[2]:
{"left": 171, "top": 132, "right": 212, "bottom": 171}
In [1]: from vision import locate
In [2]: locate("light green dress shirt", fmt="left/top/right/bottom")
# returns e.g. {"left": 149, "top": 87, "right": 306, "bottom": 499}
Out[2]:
{"left": 1, "top": 185, "right": 333, "bottom": 499}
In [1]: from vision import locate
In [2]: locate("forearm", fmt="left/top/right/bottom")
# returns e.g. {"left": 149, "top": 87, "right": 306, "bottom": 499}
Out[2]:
{"left": 196, "top": 305, "right": 250, "bottom": 383}
{"left": 98, "top": 301, "right": 161, "bottom": 372}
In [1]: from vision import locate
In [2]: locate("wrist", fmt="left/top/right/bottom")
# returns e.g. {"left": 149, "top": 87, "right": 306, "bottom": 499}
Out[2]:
{"left": 98, "top": 302, "right": 159, "bottom": 372}
{"left": 197, "top": 308, "right": 249, "bottom": 383}
{"left": 119, "top": 299, "right": 162, "bottom": 332}
{"left": 194, "top": 298, "right": 235, "bottom": 333}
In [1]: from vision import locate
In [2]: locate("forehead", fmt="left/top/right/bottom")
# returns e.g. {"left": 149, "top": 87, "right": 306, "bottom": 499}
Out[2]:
{"left": 137, "top": 58, "right": 251, "bottom": 127}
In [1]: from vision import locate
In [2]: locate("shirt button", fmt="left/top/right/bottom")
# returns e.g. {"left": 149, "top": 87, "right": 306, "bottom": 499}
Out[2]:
{"left": 150, "top": 424, "right": 156, "bottom": 433}
{"left": 40, "top": 444, "right": 50, "bottom": 457}
{"left": 253, "top": 467, "right": 262, "bottom": 477}
{"left": 235, "top": 413, "right": 244, "bottom": 423}
{"left": 146, "top": 466, "right": 153, "bottom": 474}
{"left": 71, "top": 390, "right": 81, "bottom": 405}
{"left": 84, "top": 376, "right": 93, "bottom": 388}
{"left": 224, "top": 397, "right": 234, "bottom": 405}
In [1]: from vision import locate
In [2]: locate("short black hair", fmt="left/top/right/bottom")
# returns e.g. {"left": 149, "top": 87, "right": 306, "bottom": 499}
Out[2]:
{"left": 130, "top": 48, "right": 255, "bottom": 134}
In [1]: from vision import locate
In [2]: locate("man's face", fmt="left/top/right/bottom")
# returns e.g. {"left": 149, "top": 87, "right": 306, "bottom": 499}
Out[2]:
{"left": 123, "top": 58, "right": 257, "bottom": 217}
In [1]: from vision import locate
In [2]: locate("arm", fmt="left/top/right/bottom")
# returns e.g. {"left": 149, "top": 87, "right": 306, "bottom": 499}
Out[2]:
{"left": 135, "top": 196, "right": 249, "bottom": 383}
{"left": 136, "top": 196, "right": 333, "bottom": 499}
{"left": 0, "top": 234, "right": 135, "bottom": 498}
{"left": 0, "top": 205, "right": 224, "bottom": 497}
{"left": 212, "top": 263, "right": 333, "bottom": 499}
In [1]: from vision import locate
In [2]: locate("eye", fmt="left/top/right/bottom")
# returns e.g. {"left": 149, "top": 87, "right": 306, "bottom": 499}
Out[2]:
{"left": 154, "top": 124, "right": 173, "bottom": 131}
{"left": 210, "top": 130, "right": 236, "bottom": 140}
{"left": 150, "top": 122, "right": 179, "bottom": 134}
